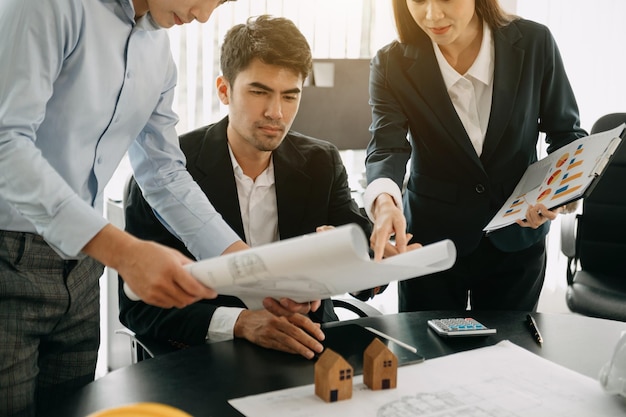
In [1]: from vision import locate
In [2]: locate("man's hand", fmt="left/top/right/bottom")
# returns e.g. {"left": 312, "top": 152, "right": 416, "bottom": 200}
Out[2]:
{"left": 370, "top": 193, "right": 409, "bottom": 260}
{"left": 83, "top": 224, "right": 217, "bottom": 308}
{"left": 262, "top": 297, "right": 322, "bottom": 316}
{"left": 234, "top": 310, "right": 325, "bottom": 359}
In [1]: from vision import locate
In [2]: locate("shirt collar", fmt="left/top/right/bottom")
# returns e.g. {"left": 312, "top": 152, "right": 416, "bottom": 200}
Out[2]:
{"left": 468, "top": 23, "right": 494, "bottom": 85}
{"left": 434, "top": 21, "right": 494, "bottom": 88}
{"left": 137, "top": 12, "right": 162, "bottom": 31}
{"left": 118, "top": 0, "right": 137, "bottom": 23}
{"left": 118, "top": 0, "right": 161, "bottom": 31}
{"left": 228, "top": 144, "right": 245, "bottom": 179}
{"left": 227, "top": 144, "right": 275, "bottom": 185}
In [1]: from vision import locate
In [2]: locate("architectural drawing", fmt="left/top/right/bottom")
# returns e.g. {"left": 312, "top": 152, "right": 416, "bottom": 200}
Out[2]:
{"left": 229, "top": 341, "right": 626, "bottom": 417}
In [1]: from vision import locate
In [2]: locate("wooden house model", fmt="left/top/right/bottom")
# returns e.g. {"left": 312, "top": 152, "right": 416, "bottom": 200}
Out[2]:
{"left": 314, "top": 348, "right": 353, "bottom": 402}
{"left": 363, "top": 338, "right": 398, "bottom": 390}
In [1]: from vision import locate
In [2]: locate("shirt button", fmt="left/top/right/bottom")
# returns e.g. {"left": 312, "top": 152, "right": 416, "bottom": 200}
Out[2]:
{"left": 475, "top": 184, "right": 486, "bottom": 194}
{"left": 97, "top": 157, "right": 103, "bottom": 164}
{"left": 126, "top": 71, "right": 132, "bottom": 79}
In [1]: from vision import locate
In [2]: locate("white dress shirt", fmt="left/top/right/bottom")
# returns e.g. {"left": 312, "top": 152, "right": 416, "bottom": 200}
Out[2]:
{"left": 433, "top": 22, "right": 494, "bottom": 157}
{"left": 230, "top": 151, "right": 279, "bottom": 247}
{"left": 207, "top": 146, "right": 279, "bottom": 342}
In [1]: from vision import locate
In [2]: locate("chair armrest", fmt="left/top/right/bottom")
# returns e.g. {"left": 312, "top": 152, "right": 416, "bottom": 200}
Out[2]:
{"left": 115, "top": 328, "right": 179, "bottom": 362}
{"left": 560, "top": 213, "right": 578, "bottom": 258}
{"left": 332, "top": 298, "right": 383, "bottom": 318}
{"left": 114, "top": 328, "right": 142, "bottom": 364}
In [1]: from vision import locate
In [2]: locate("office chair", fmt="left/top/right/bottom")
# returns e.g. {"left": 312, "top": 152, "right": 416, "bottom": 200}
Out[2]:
{"left": 114, "top": 328, "right": 170, "bottom": 364}
{"left": 560, "top": 113, "right": 626, "bottom": 321}
{"left": 331, "top": 297, "right": 383, "bottom": 318}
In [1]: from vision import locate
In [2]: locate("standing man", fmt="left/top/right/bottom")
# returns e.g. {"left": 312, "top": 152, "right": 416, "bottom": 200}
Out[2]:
{"left": 0, "top": 1, "right": 259, "bottom": 416}
{"left": 120, "top": 15, "right": 373, "bottom": 360}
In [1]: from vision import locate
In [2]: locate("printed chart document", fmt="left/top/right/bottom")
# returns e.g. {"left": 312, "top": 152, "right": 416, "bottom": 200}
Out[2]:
{"left": 484, "top": 124, "right": 625, "bottom": 232}
{"left": 184, "top": 224, "right": 455, "bottom": 310}
{"left": 229, "top": 341, "right": 626, "bottom": 417}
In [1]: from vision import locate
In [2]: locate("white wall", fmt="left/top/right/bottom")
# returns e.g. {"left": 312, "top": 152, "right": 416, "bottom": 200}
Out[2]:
{"left": 516, "top": 0, "right": 626, "bottom": 132}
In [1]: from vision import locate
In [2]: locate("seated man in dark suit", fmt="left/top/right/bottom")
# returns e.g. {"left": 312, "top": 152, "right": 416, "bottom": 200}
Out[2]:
{"left": 119, "top": 15, "right": 371, "bottom": 360}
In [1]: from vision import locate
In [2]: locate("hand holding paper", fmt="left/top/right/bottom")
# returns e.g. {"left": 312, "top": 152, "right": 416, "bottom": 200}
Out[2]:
{"left": 485, "top": 124, "right": 625, "bottom": 232}
{"left": 126, "top": 224, "right": 456, "bottom": 309}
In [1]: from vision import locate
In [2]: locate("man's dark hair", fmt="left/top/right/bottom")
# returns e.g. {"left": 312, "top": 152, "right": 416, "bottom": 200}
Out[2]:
{"left": 220, "top": 15, "right": 312, "bottom": 85}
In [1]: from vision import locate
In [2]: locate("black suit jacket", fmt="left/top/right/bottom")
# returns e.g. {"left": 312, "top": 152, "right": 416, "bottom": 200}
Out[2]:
{"left": 119, "top": 117, "right": 372, "bottom": 346}
{"left": 365, "top": 19, "right": 587, "bottom": 257}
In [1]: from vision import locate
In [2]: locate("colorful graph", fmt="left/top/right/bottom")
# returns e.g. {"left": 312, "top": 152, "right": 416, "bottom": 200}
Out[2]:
{"left": 567, "top": 159, "right": 583, "bottom": 170}
{"left": 552, "top": 144, "right": 585, "bottom": 200}
{"left": 556, "top": 153, "right": 569, "bottom": 168}
{"left": 560, "top": 171, "right": 583, "bottom": 185}
{"left": 546, "top": 169, "right": 561, "bottom": 185}
{"left": 552, "top": 184, "right": 583, "bottom": 200}
{"left": 501, "top": 143, "right": 588, "bottom": 214}
{"left": 537, "top": 188, "right": 552, "bottom": 202}
{"left": 503, "top": 197, "right": 525, "bottom": 217}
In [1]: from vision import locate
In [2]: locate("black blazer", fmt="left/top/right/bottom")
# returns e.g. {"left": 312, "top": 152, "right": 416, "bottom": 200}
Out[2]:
{"left": 365, "top": 19, "right": 587, "bottom": 257}
{"left": 119, "top": 117, "right": 372, "bottom": 346}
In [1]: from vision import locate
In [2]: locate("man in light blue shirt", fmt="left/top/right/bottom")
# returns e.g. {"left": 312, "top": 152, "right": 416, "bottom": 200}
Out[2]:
{"left": 0, "top": 0, "right": 280, "bottom": 415}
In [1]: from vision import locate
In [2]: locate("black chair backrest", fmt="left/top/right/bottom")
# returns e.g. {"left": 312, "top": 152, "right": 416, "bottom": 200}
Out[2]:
{"left": 576, "top": 113, "right": 626, "bottom": 276}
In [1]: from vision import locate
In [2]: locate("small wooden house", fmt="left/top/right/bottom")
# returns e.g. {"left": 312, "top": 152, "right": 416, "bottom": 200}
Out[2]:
{"left": 314, "top": 348, "right": 353, "bottom": 402}
{"left": 363, "top": 338, "right": 398, "bottom": 390}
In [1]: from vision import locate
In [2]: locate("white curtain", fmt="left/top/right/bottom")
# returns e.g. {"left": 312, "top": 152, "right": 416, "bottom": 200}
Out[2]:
{"left": 516, "top": 0, "right": 626, "bottom": 132}
{"left": 168, "top": 0, "right": 396, "bottom": 134}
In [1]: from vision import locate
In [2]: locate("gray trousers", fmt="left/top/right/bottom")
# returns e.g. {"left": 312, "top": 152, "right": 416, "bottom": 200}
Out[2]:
{"left": 0, "top": 231, "right": 103, "bottom": 417}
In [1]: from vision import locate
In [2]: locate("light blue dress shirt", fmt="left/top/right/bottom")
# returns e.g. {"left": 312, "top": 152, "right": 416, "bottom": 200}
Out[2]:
{"left": 0, "top": 0, "right": 239, "bottom": 259}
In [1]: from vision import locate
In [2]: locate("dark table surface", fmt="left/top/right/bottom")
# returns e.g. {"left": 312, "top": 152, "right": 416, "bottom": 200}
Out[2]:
{"left": 45, "top": 310, "right": 626, "bottom": 417}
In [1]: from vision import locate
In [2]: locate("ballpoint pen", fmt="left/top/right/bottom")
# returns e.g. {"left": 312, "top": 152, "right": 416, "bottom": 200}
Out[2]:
{"left": 526, "top": 314, "right": 543, "bottom": 346}
{"left": 364, "top": 326, "right": 419, "bottom": 354}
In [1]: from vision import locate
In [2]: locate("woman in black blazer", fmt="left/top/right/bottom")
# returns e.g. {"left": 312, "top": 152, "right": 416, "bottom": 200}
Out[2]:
{"left": 364, "top": 0, "right": 587, "bottom": 312}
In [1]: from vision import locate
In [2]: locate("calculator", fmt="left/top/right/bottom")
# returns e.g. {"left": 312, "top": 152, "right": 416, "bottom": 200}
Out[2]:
{"left": 427, "top": 318, "right": 496, "bottom": 337}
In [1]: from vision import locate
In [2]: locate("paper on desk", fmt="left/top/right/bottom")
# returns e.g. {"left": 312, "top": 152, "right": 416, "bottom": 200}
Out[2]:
{"left": 183, "top": 224, "right": 455, "bottom": 309}
{"left": 229, "top": 340, "right": 626, "bottom": 417}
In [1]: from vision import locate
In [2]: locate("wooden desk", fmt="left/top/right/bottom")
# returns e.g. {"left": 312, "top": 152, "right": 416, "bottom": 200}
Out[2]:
{"left": 44, "top": 311, "right": 626, "bottom": 417}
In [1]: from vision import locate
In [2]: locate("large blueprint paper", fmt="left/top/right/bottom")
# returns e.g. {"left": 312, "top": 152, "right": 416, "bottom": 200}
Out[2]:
{"left": 229, "top": 341, "right": 626, "bottom": 417}
{"left": 185, "top": 224, "right": 456, "bottom": 309}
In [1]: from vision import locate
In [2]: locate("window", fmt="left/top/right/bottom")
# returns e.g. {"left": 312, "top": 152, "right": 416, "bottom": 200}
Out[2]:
{"left": 339, "top": 368, "right": 352, "bottom": 381}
